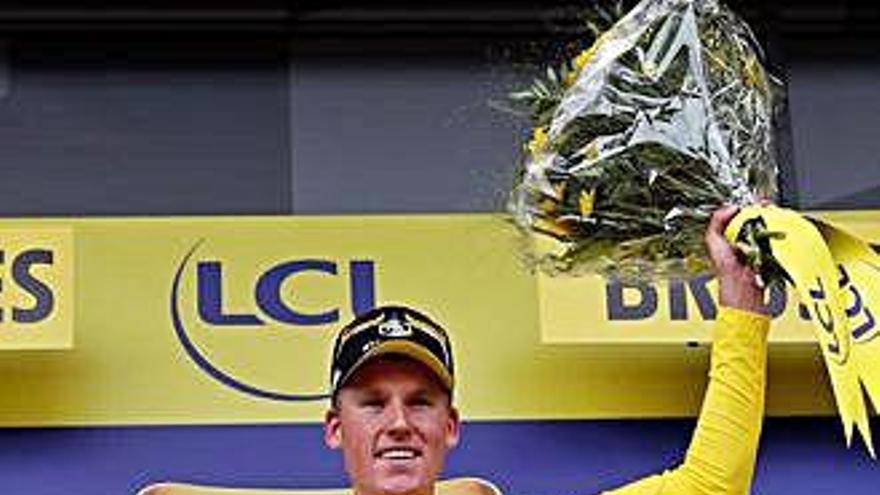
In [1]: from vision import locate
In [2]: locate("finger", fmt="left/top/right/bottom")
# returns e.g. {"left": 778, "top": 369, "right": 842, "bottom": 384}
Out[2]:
{"left": 705, "top": 228, "right": 736, "bottom": 266}
{"left": 707, "top": 205, "right": 740, "bottom": 238}
{"left": 705, "top": 206, "right": 741, "bottom": 268}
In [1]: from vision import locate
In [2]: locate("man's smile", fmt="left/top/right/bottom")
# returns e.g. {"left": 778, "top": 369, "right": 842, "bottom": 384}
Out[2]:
{"left": 375, "top": 446, "right": 423, "bottom": 461}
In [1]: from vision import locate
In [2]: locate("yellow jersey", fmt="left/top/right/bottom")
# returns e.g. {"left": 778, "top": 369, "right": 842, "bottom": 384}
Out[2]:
{"left": 605, "top": 308, "right": 770, "bottom": 495}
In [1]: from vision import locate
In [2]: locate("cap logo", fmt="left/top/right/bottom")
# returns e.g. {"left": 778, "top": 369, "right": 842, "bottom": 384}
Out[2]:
{"left": 330, "top": 306, "right": 454, "bottom": 399}
{"left": 378, "top": 318, "right": 413, "bottom": 338}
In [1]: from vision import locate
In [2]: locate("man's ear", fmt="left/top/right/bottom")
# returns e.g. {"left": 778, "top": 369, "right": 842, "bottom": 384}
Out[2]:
{"left": 324, "top": 408, "right": 343, "bottom": 449}
{"left": 445, "top": 406, "right": 461, "bottom": 449}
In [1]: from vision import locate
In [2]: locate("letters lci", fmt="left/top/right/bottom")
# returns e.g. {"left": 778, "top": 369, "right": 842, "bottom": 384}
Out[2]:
{"left": 0, "top": 249, "right": 55, "bottom": 324}
{"left": 196, "top": 259, "right": 376, "bottom": 327}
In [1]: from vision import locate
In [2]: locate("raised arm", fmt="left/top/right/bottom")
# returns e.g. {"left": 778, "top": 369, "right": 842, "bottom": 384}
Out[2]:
{"left": 604, "top": 206, "right": 771, "bottom": 495}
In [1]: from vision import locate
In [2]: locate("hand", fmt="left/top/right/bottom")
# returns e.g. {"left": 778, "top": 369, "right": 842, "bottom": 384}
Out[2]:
{"left": 705, "top": 205, "right": 767, "bottom": 315}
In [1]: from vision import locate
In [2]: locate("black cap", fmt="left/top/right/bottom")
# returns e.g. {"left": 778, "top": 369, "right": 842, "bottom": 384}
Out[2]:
{"left": 329, "top": 305, "right": 454, "bottom": 400}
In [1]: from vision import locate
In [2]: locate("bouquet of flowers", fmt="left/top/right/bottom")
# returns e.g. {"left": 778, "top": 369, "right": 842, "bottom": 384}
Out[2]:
{"left": 509, "top": 0, "right": 780, "bottom": 281}
{"left": 509, "top": 0, "right": 880, "bottom": 454}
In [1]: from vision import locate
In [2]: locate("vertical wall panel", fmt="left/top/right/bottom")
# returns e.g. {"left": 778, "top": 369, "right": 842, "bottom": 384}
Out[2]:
{"left": 0, "top": 37, "right": 290, "bottom": 216}
{"left": 290, "top": 39, "right": 526, "bottom": 214}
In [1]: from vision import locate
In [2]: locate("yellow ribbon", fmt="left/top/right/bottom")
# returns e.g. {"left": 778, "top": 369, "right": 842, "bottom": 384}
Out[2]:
{"left": 726, "top": 205, "right": 878, "bottom": 455}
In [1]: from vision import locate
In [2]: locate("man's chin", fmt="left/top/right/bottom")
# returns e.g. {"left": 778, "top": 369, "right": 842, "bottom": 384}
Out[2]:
{"left": 374, "top": 475, "right": 431, "bottom": 495}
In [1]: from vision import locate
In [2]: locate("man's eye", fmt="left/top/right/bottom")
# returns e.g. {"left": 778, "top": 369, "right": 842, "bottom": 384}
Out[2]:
{"left": 410, "top": 397, "right": 434, "bottom": 407}
{"left": 360, "top": 399, "right": 384, "bottom": 409}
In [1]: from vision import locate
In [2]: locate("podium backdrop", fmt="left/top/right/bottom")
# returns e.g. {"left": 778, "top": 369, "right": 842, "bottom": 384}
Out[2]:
{"left": 0, "top": 213, "right": 878, "bottom": 493}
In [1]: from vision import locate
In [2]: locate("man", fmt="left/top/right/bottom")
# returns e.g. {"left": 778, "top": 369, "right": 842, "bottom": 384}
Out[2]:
{"left": 324, "top": 205, "right": 770, "bottom": 495}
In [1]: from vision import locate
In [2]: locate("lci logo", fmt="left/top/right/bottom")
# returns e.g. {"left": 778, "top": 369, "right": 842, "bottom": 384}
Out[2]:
{"left": 171, "top": 240, "right": 376, "bottom": 402}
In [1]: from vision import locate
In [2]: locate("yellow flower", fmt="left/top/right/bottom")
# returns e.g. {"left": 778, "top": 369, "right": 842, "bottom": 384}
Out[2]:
{"left": 535, "top": 218, "right": 572, "bottom": 239}
{"left": 565, "top": 39, "right": 604, "bottom": 86}
{"left": 742, "top": 54, "right": 766, "bottom": 90}
{"left": 528, "top": 126, "right": 549, "bottom": 155}
{"left": 579, "top": 189, "right": 595, "bottom": 217}
{"left": 572, "top": 47, "right": 595, "bottom": 72}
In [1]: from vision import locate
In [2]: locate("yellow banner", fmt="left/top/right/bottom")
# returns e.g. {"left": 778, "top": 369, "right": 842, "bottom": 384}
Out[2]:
{"left": 539, "top": 275, "right": 815, "bottom": 344}
{"left": 808, "top": 214, "right": 880, "bottom": 454}
{"left": 0, "top": 214, "right": 875, "bottom": 427}
{"left": 726, "top": 206, "right": 873, "bottom": 452}
{"left": 0, "top": 228, "right": 73, "bottom": 349}
{"left": 539, "top": 210, "right": 880, "bottom": 345}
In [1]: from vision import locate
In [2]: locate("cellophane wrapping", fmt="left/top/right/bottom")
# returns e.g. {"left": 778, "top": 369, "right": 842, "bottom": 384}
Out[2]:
{"left": 509, "top": 0, "right": 780, "bottom": 280}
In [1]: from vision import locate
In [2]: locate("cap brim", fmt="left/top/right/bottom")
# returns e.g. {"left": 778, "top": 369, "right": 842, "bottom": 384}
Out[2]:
{"left": 340, "top": 340, "right": 454, "bottom": 393}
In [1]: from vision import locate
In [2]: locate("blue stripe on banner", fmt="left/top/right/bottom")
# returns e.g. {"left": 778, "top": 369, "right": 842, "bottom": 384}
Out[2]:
{"left": 0, "top": 418, "right": 877, "bottom": 495}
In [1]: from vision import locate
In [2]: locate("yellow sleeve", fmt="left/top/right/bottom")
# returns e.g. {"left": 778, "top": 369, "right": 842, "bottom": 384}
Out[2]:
{"left": 603, "top": 307, "right": 770, "bottom": 495}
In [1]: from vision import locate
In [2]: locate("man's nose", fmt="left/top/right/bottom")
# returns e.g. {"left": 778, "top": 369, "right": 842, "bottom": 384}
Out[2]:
{"left": 385, "top": 400, "right": 413, "bottom": 436}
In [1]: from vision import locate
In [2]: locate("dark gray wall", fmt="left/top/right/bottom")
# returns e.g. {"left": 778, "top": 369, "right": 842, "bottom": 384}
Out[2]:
{"left": 0, "top": 9, "right": 878, "bottom": 216}
{"left": 788, "top": 61, "right": 880, "bottom": 209}
{"left": 0, "top": 38, "right": 291, "bottom": 216}
{"left": 290, "top": 40, "right": 524, "bottom": 214}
